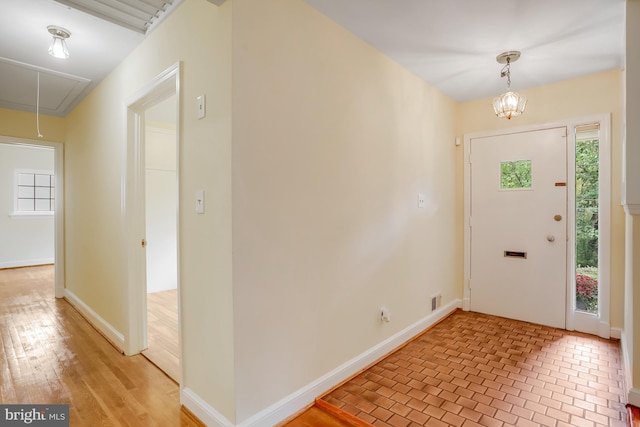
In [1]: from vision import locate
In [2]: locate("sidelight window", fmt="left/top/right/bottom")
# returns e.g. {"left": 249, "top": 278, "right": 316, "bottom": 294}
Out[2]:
{"left": 575, "top": 125, "right": 599, "bottom": 315}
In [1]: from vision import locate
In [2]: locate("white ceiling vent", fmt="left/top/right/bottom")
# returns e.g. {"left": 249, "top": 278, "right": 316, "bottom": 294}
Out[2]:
{"left": 53, "top": 0, "right": 178, "bottom": 34}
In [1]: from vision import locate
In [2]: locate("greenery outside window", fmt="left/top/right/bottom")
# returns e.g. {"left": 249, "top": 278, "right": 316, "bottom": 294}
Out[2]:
{"left": 500, "top": 160, "right": 532, "bottom": 189}
{"left": 575, "top": 127, "right": 599, "bottom": 314}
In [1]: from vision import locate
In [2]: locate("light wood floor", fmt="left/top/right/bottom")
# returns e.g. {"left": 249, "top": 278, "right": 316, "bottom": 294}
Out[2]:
{"left": 143, "top": 289, "right": 180, "bottom": 382}
{"left": 0, "top": 265, "right": 202, "bottom": 426}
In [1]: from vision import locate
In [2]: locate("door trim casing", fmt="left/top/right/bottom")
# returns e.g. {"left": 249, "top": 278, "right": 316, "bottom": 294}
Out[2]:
{"left": 123, "top": 62, "right": 181, "bottom": 358}
{"left": 463, "top": 114, "right": 611, "bottom": 338}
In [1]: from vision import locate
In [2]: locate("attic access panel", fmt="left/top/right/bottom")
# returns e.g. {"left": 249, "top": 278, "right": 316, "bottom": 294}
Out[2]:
{"left": 0, "top": 58, "right": 91, "bottom": 116}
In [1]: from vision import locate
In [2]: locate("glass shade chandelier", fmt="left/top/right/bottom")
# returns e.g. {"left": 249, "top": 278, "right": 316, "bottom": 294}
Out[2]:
{"left": 492, "top": 51, "right": 527, "bottom": 120}
{"left": 47, "top": 26, "right": 71, "bottom": 59}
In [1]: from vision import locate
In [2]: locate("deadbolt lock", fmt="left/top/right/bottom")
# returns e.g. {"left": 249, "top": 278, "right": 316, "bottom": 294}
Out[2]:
{"left": 554, "top": 214, "right": 562, "bottom": 222}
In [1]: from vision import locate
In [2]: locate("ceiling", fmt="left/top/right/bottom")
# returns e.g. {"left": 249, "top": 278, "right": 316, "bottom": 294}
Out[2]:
{"left": 0, "top": 0, "right": 182, "bottom": 117}
{"left": 304, "top": 0, "right": 626, "bottom": 103}
{"left": 0, "top": 0, "right": 626, "bottom": 119}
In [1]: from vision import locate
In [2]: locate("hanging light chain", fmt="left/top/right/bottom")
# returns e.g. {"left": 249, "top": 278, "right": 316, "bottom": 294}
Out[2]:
{"left": 500, "top": 57, "right": 512, "bottom": 89}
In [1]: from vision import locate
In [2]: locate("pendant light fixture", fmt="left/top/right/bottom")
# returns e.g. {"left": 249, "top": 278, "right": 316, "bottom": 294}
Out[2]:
{"left": 47, "top": 26, "right": 71, "bottom": 59}
{"left": 492, "top": 51, "right": 527, "bottom": 120}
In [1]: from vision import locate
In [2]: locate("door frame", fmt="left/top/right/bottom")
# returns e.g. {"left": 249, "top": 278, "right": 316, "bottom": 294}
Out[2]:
{"left": 123, "top": 62, "right": 181, "bottom": 358}
{"left": 463, "top": 113, "right": 611, "bottom": 338}
{"left": 0, "top": 136, "right": 64, "bottom": 298}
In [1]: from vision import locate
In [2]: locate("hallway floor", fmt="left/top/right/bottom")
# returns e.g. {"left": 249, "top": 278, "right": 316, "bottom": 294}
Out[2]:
{"left": 322, "top": 311, "right": 627, "bottom": 427}
{"left": 143, "top": 288, "right": 180, "bottom": 382}
{"left": 2, "top": 266, "right": 629, "bottom": 426}
{"left": 0, "top": 265, "right": 201, "bottom": 426}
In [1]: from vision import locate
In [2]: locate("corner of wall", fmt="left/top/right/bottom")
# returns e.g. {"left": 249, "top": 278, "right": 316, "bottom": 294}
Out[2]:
{"left": 181, "top": 388, "right": 234, "bottom": 427}
{"left": 63, "top": 289, "right": 125, "bottom": 352}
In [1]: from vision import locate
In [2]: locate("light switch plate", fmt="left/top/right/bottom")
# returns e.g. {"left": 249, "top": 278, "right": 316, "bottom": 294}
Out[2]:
{"left": 196, "top": 190, "right": 204, "bottom": 214}
{"left": 196, "top": 95, "right": 205, "bottom": 119}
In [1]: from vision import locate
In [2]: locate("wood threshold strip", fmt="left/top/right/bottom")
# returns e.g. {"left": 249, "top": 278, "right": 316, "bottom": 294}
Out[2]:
{"left": 628, "top": 404, "right": 640, "bottom": 426}
{"left": 181, "top": 405, "right": 206, "bottom": 426}
{"left": 314, "top": 399, "right": 374, "bottom": 427}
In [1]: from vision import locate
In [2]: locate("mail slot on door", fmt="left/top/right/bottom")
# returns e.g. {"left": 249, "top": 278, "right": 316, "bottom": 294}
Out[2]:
{"left": 504, "top": 251, "right": 527, "bottom": 259}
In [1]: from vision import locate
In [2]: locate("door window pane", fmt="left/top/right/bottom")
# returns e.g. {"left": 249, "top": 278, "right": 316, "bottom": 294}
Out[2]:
{"left": 500, "top": 160, "right": 532, "bottom": 189}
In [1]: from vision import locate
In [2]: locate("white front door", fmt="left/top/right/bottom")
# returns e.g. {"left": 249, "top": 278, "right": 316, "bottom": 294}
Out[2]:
{"left": 470, "top": 127, "right": 567, "bottom": 329}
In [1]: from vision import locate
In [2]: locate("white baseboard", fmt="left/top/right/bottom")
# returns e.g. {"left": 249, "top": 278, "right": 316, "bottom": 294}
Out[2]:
{"left": 236, "top": 299, "right": 462, "bottom": 427}
{"left": 598, "top": 321, "right": 611, "bottom": 339}
{"left": 610, "top": 327, "right": 622, "bottom": 340}
{"left": 0, "top": 258, "right": 54, "bottom": 269}
{"left": 181, "top": 387, "right": 234, "bottom": 427}
{"left": 621, "top": 329, "right": 634, "bottom": 404}
{"left": 629, "top": 388, "right": 640, "bottom": 407}
{"left": 462, "top": 297, "right": 470, "bottom": 311}
{"left": 64, "top": 289, "right": 125, "bottom": 352}
{"left": 179, "top": 300, "right": 461, "bottom": 427}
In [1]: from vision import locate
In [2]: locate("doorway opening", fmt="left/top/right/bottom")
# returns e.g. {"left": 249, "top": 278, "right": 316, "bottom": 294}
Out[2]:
{"left": 0, "top": 137, "right": 64, "bottom": 298}
{"left": 466, "top": 126, "right": 568, "bottom": 329}
{"left": 124, "top": 63, "right": 181, "bottom": 383}
{"left": 463, "top": 114, "right": 611, "bottom": 338}
{"left": 140, "top": 95, "right": 180, "bottom": 381}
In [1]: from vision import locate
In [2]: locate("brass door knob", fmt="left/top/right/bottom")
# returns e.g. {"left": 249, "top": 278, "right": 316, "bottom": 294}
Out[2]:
{"left": 554, "top": 214, "right": 562, "bottom": 222}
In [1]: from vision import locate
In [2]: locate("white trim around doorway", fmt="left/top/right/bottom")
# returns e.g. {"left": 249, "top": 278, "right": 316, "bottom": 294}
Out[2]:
{"left": 123, "top": 62, "right": 182, "bottom": 358}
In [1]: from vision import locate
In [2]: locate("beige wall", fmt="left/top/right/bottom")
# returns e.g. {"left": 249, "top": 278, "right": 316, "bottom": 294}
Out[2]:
{"left": 231, "top": 0, "right": 460, "bottom": 421}
{"left": 0, "top": 108, "right": 66, "bottom": 143}
{"left": 63, "top": 0, "right": 235, "bottom": 420}
{"left": 458, "top": 70, "right": 625, "bottom": 329}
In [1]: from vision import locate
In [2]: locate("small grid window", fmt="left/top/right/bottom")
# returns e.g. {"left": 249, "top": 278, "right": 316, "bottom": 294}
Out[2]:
{"left": 16, "top": 171, "right": 55, "bottom": 212}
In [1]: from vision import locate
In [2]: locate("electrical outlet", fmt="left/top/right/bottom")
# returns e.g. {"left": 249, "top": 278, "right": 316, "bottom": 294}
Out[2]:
{"left": 417, "top": 193, "right": 426, "bottom": 208}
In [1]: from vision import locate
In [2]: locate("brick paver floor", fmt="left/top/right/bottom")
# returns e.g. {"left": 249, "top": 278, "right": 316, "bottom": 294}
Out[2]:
{"left": 322, "top": 310, "right": 627, "bottom": 427}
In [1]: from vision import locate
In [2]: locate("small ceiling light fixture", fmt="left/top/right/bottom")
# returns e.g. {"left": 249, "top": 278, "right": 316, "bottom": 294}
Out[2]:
{"left": 47, "top": 25, "right": 71, "bottom": 59}
{"left": 492, "top": 51, "right": 527, "bottom": 120}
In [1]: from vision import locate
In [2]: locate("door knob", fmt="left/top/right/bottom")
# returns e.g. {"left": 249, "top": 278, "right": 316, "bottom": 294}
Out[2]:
{"left": 547, "top": 235, "right": 555, "bottom": 242}
{"left": 554, "top": 214, "right": 562, "bottom": 221}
